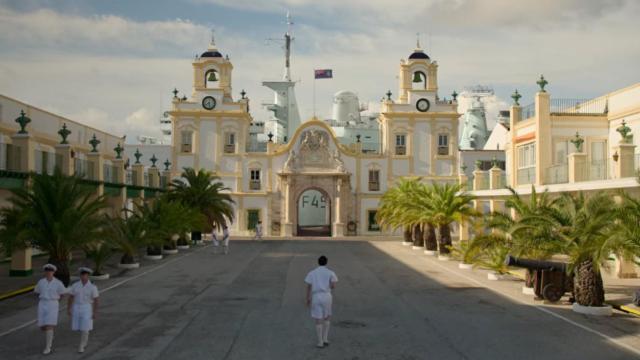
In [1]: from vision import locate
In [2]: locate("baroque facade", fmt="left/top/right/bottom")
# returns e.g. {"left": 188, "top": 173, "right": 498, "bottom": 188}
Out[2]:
{"left": 170, "top": 39, "right": 459, "bottom": 237}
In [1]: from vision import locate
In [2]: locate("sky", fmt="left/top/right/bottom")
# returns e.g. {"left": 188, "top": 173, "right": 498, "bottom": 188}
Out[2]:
{"left": 0, "top": 0, "right": 639, "bottom": 143}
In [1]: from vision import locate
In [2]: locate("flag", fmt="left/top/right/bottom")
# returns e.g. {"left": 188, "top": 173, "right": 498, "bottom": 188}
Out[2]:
{"left": 314, "top": 69, "right": 333, "bottom": 79}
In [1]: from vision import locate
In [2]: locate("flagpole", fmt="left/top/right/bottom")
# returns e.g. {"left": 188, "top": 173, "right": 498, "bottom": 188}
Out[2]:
{"left": 313, "top": 74, "right": 316, "bottom": 118}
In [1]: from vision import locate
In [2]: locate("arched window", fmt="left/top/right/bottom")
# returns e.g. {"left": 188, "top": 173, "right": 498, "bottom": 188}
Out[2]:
{"left": 411, "top": 70, "right": 427, "bottom": 90}
{"left": 205, "top": 69, "right": 219, "bottom": 88}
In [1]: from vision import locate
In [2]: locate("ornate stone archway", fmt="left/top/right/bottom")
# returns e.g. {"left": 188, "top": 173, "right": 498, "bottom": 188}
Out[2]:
{"left": 277, "top": 128, "right": 352, "bottom": 237}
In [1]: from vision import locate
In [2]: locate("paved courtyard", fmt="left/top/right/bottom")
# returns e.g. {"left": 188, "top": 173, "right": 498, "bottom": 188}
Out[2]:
{"left": 0, "top": 240, "right": 639, "bottom": 359}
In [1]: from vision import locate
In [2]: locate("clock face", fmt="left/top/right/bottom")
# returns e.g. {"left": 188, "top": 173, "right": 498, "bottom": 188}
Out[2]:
{"left": 202, "top": 96, "right": 216, "bottom": 110}
{"left": 416, "top": 98, "right": 430, "bottom": 112}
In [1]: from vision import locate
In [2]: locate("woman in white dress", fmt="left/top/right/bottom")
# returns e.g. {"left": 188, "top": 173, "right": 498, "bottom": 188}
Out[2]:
{"left": 68, "top": 267, "right": 99, "bottom": 353}
{"left": 34, "top": 264, "right": 67, "bottom": 355}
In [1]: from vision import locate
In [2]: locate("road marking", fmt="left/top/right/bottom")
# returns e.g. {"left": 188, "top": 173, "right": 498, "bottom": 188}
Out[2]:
{"left": 413, "top": 246, "right": 640, "bottom": 357}
{"left": 0, "top": 246, "right": 204, "bottom": 338}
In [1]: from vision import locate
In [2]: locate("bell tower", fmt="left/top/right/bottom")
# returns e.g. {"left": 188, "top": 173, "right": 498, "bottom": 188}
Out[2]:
{"left": 192, "top": 30, "right": 233, "bottom": 99}
{"left": 398, "top": 36, "right": 438, "bottom": 104}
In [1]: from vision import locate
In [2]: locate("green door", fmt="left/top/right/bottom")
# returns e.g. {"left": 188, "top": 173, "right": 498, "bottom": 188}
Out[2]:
{"left": 247, "top": 210, "right": 260, "bottom": 230}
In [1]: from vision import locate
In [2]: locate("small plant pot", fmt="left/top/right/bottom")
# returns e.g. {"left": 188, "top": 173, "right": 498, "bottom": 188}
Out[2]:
{"left": 458, "top": 263, "right": 473, "bottom": 270}
{"left": 522, "top": 286, "right": 536, "bottom": 296}
{"left": 144, "top": 254, "right": 163, "bottom": 261}
{"left": 487, "top": 272, "right": 506, "bottom": 281}
{"left": 423, "top": 250, "right": 437, "bottom": 256}
{"left": 437, "top": 255, "right": 450, "bottom": 261}
{"left": 571, "top": 303, "right": 612, "bottom": 316}
{"left": 118, "top": 262, "right": 140, "bottom": 269}
{"left": 162, "top": 248, "right": 178, "bottom": 255}
{"left": 411, "top": 246, "right": 422, "bottom": 250}
{"left": 90, "top": 273, "right": 110, "bottom": 281}
{"left": 402, "top": 241, "right": 413, "bottom": 246}
{"left": 177, "top": 245, "right": 190, "bottom": 250}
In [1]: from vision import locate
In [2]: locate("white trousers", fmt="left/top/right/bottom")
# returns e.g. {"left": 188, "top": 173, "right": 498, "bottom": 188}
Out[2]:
{"left": 71, "top": 304, "right": 93, "bottom": 332}
{"left": 310, "top": 292, "right": 332, "bottom": 320}
{"left": 37, "top": 300, "right": 59, "bottom": 327}
{"left": 214, "top": 236, "right": 229, "bottom": 247}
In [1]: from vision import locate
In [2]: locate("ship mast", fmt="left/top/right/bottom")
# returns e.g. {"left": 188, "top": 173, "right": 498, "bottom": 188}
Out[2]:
{"left": 284, "top": 11, "right": 293, "bottom": 81}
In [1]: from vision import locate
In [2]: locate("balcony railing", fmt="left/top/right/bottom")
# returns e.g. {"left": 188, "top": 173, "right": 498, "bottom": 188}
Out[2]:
{"left": 437, "top": 146, "right": 449, "bottom": 156}
{"left": 550, "top": 98, "right": 607, "bottom": 115}
{"left": 125, "top": 170, "right": 133, "bottom": 185}
{"left": 517, "top": 167, "right": 536, "bottom": 185}
{"left": 181, "top": 143, "right": 192, "bottom": 153}
{"left": 588, "top": 160, "right": 608, "bottom": 181}
{"left": 520, "top": 103, "right": 535, "bottom": 121}
{"left": 34, "top": 150, "right": 61, "bottom": 175}
{"left": 224, "top": 144, "right": 236, "bottom": 154}
{"left": 103, "top": 164, "right": 121, "bottom": 184}
{"left": 368, "top": 181, "right": 380, "bottom": 191}
{"left": 545, "top": 164, "right": 568, "bottom": 184}
{"left": 74, "top": 158, "right": 95, "bottom": 180}
{"left": 249, "top": 179, "right": 261, "bottom": 190}
{"left": 395, "top": 145, "right": 406, "bottom": 156}
{"left": 0, "top": 144, "right": 22, "bottom": 172}
{"left": 246, "top": 142, "right": 267, "bottom": 153}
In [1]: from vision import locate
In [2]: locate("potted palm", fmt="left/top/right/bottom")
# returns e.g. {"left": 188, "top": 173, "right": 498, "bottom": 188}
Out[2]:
{"left": 84, "top": 242, "right": 112, "bottom": 280}
{"left": 448, "top": 240, "right": 480, "bottom": 269}
{"left": 474, "top": 243, "right": 511, "bottom": 280}
{"left": 0, "top": 169, "right": 106, "bottom": 286}
{"left": 429, "top": 182, "right": 476, "bottom": 261}
{"left": 107, "top": 211, "right": 146, "bottom": 269}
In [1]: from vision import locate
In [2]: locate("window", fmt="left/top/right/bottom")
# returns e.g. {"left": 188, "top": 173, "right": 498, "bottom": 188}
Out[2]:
{"left": 517, "top": 143, "right": 536, "bottom": 184}
{"left": 368, "top": 170, "right": 380, "bottom": 191}
{"left": 368, "top": 210, "right": 380, "bottom": 231}
{"left": 181, "top": 131, "right": 193, "bottom": 153}
{"left": 438, "top": 134, "right": 449, "bottom": 155}
{"left": 249, "top": 169, "right": 261, "bottom": 190}
{"left": 247, "top": 209, "right": 260, "bottom": 230}
{"left": 224, "top": 132, "right": 236, "bottom": 154}
{"left": 395, "top": 134, "right": 406, "bottom": 155}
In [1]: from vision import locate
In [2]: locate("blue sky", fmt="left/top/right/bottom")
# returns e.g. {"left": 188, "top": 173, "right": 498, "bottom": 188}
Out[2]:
{"left": 1, "top": 0, "right": 639, "bottom": 141}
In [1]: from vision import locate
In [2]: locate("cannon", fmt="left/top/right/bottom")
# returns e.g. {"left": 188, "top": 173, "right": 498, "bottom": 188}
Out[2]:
{"left": 505, "top": 255, "right": 573, "bottom": 302}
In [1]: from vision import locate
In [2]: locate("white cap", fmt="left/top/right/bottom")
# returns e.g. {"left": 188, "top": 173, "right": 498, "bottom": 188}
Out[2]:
{"left": 43, "top": 264, "right": 57, "bottom": 272}
{"left": 78, "top": 267, "right": 93, "bottom": 275}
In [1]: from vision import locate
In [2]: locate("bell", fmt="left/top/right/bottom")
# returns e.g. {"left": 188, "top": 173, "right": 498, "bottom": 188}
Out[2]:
{"left": 207, "top": 71, "right": 218, "bottom": 82}
{"left": 412, "top": 72, "right": 422, "bottom": 83}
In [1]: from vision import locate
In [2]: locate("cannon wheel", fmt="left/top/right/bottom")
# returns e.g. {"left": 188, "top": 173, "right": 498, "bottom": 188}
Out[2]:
{"left": 542, "top": 284, "right": 563, "bottom": 302}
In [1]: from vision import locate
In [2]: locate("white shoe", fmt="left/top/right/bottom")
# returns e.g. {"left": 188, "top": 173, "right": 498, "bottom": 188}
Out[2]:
{"left": 316, "top": 343, "right": 324, "bottom": 348}
{"left": 78, "top": 346, "right": 85, "bottom": 353}
{"left": 43, "top": 348, "right": 51, "bottom": 355}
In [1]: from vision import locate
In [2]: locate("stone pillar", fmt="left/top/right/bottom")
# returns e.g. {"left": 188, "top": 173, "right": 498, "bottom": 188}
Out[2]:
{"left": 333, "top": 178, "right": 345, "bottom": 237}
{"left": 472, "top": 169, "right": 485, "bottom": 190}
{"left": 509, "top": 104, "right": 521, "bottom": 188}
{"left": 10, "top": 133, "right": 35, "bottom": 172}
{"left": 161, "top": 170, "right": 172, "bottom": 189}
{"left": 283, "top": 177, "right": 293, "bottom": 237}
{"left": 54, "top": 144, "right": 74, "bottom": 176}
{"left": 10, "top": 134, "right": 34, "bottom": 277}
{"left": 9, "top": 248, "right": 33, "bottom": 277}
{"left": 148, "top": 167, "right": 160, "bottom": 188}
{"left": 86, "top": 152, "right": 104, "bottom": 196}
{"left": 535, "top": 91, "right": 551, "bottom": 186}
{"left": 568, "top": 152, "right": 587, "bottom": 183}
{"left": 489, "top": 166, "right": 503, "bottom": 190}
{"left": 131, "top": 163, "right": 145, "bottom": 203}
{"left": 110, "top": 158, "right": 126, "bottom": 216}
{"left": 613, "top": 143, "right": 636, "bottom": 179}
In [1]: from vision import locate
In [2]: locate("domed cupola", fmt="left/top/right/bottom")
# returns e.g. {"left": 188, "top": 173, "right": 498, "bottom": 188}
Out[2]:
{"left": 201, "top": 31, "right": 223, "bottom": 58}
{"left": 408, "top": 49, "right": 430, "bottom": 60}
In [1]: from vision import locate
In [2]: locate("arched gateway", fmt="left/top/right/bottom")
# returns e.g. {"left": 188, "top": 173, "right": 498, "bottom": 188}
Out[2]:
{"left": 297, "top": 188, "right": 331, "bottom": 236}
{"left": 278, "top": 126, "right": 353, "bottom": 238}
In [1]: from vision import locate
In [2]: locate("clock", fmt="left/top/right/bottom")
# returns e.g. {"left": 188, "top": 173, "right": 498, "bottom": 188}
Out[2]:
{"left": 202, "top": 96, "right": 216, "bottom": 110}
{"left": 416, "top": 98, "right": 430, "bottom": 112}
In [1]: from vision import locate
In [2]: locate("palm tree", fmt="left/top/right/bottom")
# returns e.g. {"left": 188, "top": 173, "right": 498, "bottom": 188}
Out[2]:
{"left": 106, "top": 209, "right": 147, "bottom": 265}
{"left": 377, "top": 178, "right": 426, "bottom": 246}
{"left": 428, "top": 182, "right": 476, "bottom": 255}
{"left": 0, "top": 170, "right": 107, "bottom": 285}
{"left": 554, "top": 192, "right": 635, "bottom": 307}
{"left": 169, "top": 168, "right": 234, "bottom": 239}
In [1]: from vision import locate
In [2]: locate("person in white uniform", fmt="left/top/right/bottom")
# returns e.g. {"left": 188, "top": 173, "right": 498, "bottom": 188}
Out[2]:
{"left": 253, "top": 221, "right": 263, "bottom": 241}
{"left": 304, "top": 255, "right": 338, "bottom": 348}
{"left": 211, "top": 225, "right": 219, "bottom": 254}
{"left": 221, "top": 226, "right": 230, "bottom": 254}
{"left": 34, "top": 263, "right": 67, "bottom": 355}
{"left": 68, "top": 267, "right": 99, "bottom": 353}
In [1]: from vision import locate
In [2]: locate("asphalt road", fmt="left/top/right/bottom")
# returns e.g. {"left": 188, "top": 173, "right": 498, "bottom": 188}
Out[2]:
{"left": 0, "top": 240, "right": 638, "bottom": 359}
